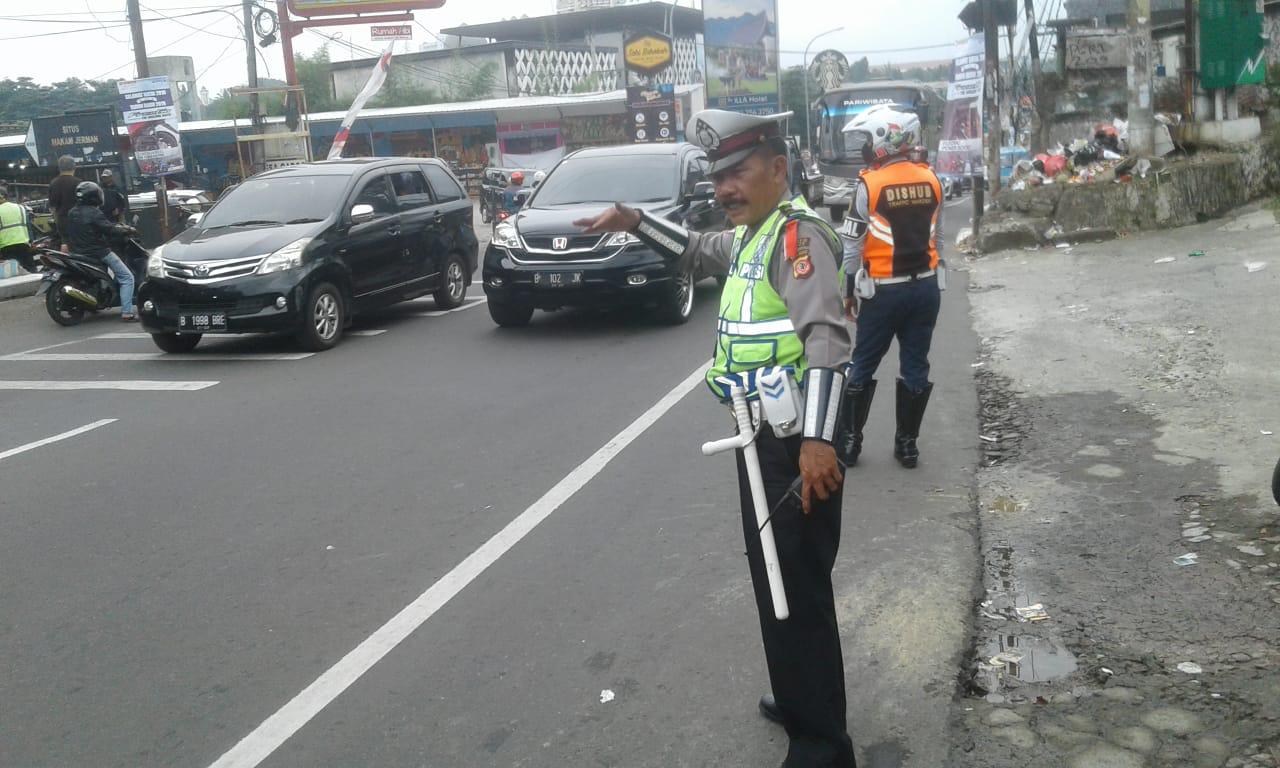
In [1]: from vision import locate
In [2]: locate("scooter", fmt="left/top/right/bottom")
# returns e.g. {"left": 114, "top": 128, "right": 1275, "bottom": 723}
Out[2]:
{"left": 36, "top": 236, "right": 148, "bottom": 326}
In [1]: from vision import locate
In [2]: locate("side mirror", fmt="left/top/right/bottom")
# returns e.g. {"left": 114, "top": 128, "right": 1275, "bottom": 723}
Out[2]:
{"left": 689, "top": 181, "right": 715, "bottom": 201}
{"left": 186, "top": 211, "right": 204, "bottom": 228}
{"left": 350, "top": 203, "right": 375, "bottom": 224}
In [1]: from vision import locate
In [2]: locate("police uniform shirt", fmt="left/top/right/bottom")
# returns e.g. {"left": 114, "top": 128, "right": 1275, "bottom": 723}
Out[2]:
{"left": 840, "top": 158, "right": 944, "bottom": 277}
{"left": 678, "top": 199, "right": 853, "bottom": 371}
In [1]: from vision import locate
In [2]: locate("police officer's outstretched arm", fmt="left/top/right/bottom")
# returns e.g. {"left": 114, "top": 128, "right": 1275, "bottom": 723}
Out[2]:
{"left": 574, "top": 203, "right": 735, "bottom": 276}
{"left": 773, "top": 220, "right": 854, "bottom": 512}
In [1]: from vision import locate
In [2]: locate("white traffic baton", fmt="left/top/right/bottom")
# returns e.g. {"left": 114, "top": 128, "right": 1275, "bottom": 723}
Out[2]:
{"left": 701, "top": 385, "right": 790, "bottom": 621}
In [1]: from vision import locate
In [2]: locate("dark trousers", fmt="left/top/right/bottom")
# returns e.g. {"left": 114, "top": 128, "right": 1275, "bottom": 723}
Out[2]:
{"left": 1, "top": 244, "right": 38, "bottom": 274}
{"left": 736, "top": 431, "right": 855, "bottom": 768}
{"left": 849, "top": 275, "right": 941, "bottom": 392}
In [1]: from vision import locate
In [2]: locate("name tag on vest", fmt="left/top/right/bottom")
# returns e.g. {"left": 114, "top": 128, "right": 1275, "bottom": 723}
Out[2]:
{"left": 737, "top": 262, "right": 766, "bottom": 281}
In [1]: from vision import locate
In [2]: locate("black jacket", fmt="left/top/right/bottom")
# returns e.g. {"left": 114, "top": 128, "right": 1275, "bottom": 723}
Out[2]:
{"left": 101, "top": 187, "right": 129, "bottom": 223}
{"left": 66, "top": 203, "right": 131, "bottom": 259}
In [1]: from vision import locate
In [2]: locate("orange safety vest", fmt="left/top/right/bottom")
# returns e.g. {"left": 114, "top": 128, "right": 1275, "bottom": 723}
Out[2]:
{"left": 859, "top": 160, "right": 942, "bottom": 279}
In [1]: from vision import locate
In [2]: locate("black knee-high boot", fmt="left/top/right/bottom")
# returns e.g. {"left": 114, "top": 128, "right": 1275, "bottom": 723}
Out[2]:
{"left": 837, "top": 379, "right": 877, "bottom": 466}
{"left": 894, "top": 379, "right": 933, "bottom": 468}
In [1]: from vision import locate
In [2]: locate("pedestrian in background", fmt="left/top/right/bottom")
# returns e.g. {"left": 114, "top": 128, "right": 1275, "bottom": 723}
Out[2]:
{"left": 837, "top": 105, "right": 944, "bottom": 470}
{"left": 47, "top": 155, "right": 80, "bottom": 249}
{"left": 100, "top": 170, "right": 130, "bottom": 224}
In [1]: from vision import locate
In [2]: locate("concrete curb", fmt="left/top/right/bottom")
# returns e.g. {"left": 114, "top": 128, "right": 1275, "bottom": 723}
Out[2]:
{"left": 0, "top": 274, "right": 42, "bottom": 302}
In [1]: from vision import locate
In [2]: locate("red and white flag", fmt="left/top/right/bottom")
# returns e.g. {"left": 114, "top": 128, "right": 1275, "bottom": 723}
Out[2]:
{"left": 327, "top": 44, "right": 394, "bottom": 161}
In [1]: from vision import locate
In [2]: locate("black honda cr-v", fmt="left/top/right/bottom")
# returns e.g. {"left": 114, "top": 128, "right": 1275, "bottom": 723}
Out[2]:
{"left": 482, "top": 143, "right": 727, "bottom": 327}
{"left": 138, "top": 158, "right": 478, "bottom": 352}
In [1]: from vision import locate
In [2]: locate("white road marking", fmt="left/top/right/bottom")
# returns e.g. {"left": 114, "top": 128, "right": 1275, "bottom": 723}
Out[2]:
{"left": 945, "top": 198, "right": 971, "bottom": 209}
{"left": 0, "top": 380, "right": 219, "bottom": 391}
{"left": 347, "top": 330, "right": 388, "bottom": 336}
{"left": 206, "top": 359, "right": 713, "bottom": 768}
{"left": 0, "top": 352, "right": 314, "bottom": 362}
{"left": 410, "top": 297, "right": 488, "bottom": 318}
{"left": 94, "top": 332, "right": 155, "bottom": 339}
{"left": 0, "top": 419, "right": 117, "bottom": 463}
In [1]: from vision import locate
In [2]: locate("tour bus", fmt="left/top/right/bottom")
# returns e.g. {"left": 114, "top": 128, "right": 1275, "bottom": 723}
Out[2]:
{"left": 813, "top": 80, "right": 942, "bottom": 221}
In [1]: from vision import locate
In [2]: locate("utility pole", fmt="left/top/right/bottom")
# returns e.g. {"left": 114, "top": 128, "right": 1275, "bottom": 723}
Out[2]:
{"left": 1127, "top": 0, "right": 1155, "bottom": 155}
{"left": 127, "top": 0, "right": 169, "bottom": 239}
{"left": 242, "top": 0, "right": 262, "bottom": 174}
{"left": 982, "top": 0, "right": 1001, "bottom": 196}
{"left": 1180, "top": 0, "right": 1196, "bottom": 121}
{"left": 1024, "top": 0, "right": 1044, "bottom": 152}
{"left": 1005, "top": 22, "right": 1017, "bottom": 147}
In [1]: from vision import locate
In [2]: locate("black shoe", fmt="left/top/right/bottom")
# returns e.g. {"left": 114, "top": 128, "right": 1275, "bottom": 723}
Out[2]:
{"left": 894, "top": 379, "right": 933, "bottom": 469}
{"left": 837, "top": 379, "right": 877, "bottom": 467}
{"left": 758, "top": 694, "right": 786, "bottom": 726}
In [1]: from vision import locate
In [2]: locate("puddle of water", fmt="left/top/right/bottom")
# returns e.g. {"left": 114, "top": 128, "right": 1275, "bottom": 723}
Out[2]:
{"left": 983, "top": 634, "right": 1078, "bottom": 683}
{"left": 990, "top": 496, "right": 1022, "bottom": 514}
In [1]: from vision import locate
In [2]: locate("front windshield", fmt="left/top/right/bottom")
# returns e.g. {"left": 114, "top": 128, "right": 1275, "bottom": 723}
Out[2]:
{"left": 532, "top": 155, "right": 677, "bottom": 207}
{"left": 200, "top": 174, "right": 348, "bottom": 228}
{"left": 824, "top": 89, "right": 921, "bottom": 161}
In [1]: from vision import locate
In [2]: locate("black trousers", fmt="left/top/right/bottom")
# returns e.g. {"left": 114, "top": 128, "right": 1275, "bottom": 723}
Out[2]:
{"left": 735, "top": 431, "right": 856, "bottom": 768}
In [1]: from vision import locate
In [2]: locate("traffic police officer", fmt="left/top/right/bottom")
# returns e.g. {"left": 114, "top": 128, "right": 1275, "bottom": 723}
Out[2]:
{"left": 0, "top": 185, "right": 38, "bottom": 274}
{"left": 836, "top": 105, "right": 943, "bottom": 469}
{"left": 576, "top": 109, "right": 857, "bottom": 768}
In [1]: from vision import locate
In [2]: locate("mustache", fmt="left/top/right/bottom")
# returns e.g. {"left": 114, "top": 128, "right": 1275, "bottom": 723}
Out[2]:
{"left": 718, "top": 196, "right": 747, "bottom": 207}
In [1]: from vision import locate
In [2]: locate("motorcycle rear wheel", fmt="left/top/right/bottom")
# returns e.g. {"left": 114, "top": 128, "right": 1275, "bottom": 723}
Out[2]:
{"left": 45, "top": 280, "right": 87, "bottom": 326}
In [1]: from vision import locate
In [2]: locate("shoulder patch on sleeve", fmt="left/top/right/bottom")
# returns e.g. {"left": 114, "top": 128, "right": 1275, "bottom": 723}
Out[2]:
{"left": 783, "top": 220, "right": 810, "bottom": 262}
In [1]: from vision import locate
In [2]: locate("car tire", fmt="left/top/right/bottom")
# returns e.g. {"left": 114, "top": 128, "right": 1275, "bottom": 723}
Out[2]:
{"left": 151, "top": 333, "right": 201, "bottom": 353}
{"left": 433, "top": 254, "right": 468, "bottom": 310}
{"left": 1273, "top": 457, "right": 1280, "bottom": 506}
{"left": 45, "top": 280, "right": 86, "bottom": 326}
{"left": 488, "top": 300, "right": 533, "bottom": 328}
{"left": 657, "top": 270, "right": 695, "bottom": 325}
{"left": 297, "top": 281, "right": 344, "bottom": 351}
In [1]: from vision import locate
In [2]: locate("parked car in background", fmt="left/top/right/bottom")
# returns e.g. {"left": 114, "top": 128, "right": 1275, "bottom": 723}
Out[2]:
{"left": 138, "top": 157, "right": 478, "bottom": 352}
{"left": 482, "top": 143, "right": 727, "bottom": 328}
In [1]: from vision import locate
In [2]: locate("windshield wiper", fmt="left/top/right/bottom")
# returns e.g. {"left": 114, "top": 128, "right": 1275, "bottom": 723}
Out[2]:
{"left": 285, "top": 217, "right": 323, "bottom": 225}
{"left": 221, "top": 219, "right": 282, "bottom": 228}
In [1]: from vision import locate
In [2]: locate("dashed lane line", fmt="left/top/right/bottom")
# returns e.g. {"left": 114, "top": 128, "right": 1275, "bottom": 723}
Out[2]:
{"left": 0, "top": 419, "right": 117, "bottom": 463}
{"left": 0, "top": 381, "right": 219, "bottom": 391}
{"left": 0, "top": 352, "right": 314, "bottom": 362}
{"left": 205, "top": 358, "right": 713, "bottom": 768}
{"left": 409, "top": 297, "right": 488, "bottom": 318}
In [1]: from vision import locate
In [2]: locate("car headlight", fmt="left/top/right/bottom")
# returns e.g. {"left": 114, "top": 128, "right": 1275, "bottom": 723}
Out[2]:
{"left": 146, "top": 245, "right": 166, "bottom": 278}
{"left": 256, "top": 237, "right": 311, "bottom": 275}
{"left": 491, "top": 222, "right": 521, "bottom": 250}
{"left": 605, "top": 231, "right": 640, "bottom": 248}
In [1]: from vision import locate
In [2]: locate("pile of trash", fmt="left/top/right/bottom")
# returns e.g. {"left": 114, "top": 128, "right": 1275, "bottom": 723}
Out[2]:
{"left": 1007, "top": 115, "right": 1180, "bottom": 191}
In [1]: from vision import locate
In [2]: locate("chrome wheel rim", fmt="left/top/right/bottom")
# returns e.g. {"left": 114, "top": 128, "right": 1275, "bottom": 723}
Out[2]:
{"left": 677, "top": 272, "right": 694, "bottom": 317}
{"left": 314, "top": 292, "right": 339, "bottom": 340}
{"left": 447, "top": 261, "right": 465, "bottom": 302}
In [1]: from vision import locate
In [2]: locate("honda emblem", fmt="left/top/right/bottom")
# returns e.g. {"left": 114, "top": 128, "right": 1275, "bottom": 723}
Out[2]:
{"left": 552, "top": 237, "right": 569, "bottom": 251}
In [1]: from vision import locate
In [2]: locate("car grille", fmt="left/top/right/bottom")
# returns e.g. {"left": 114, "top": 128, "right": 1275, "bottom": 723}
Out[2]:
{"left": 163, "top": 255, "right": 267, "bottom": 285}
{"left": 522, "top": 234, "right": 605, "bottom": 253}
{"left": 175, "top": 296, "right": 277, "bottom": 314}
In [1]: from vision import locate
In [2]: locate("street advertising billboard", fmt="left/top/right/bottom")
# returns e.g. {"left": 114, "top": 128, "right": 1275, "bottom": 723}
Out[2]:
{"left": 117, "top": 76, "right": 185, "bottom": 176}
{"left": 935, "top": 34, "right": 985, "bottom": 180}
{"left": 371, "top": 24, "right": 413, "bottom": 41}
{"left": 27, "top": 110, "right": 119, "bottom": 167}
{"left": 624, "top": 31, "right": 674, "bottom": 86}
{"left": 702, "top": 0, "right": 780, "bottom": 115}
{"left": 627, "top": 85, "right": 677, "bottom": 144}
{"left": 288, "top": 0, "right": 443, "bottom": 16}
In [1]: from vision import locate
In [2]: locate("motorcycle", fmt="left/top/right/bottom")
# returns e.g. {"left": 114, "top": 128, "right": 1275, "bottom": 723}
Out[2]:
{"left": 35, "top": 236, "right": 148, "bottom": 326}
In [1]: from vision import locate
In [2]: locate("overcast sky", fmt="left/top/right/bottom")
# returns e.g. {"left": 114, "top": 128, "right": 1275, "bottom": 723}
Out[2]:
{"left": 2, "top": 1, "right": 971, "bottom": 96}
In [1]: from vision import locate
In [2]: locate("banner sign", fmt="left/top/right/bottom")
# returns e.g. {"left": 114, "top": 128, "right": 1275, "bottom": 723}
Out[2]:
{"left": 703, "top": 0, "right": 780, "bottom": 115}
{"left": 371, "top": 24, "right": 412, "bottom": 41}
{"left": 935, "top": 34, "right": 985, "bottom": 179}
{"left": 289, "top": 0, "right": 442, "bottom": 16}
{"left": 329, "top": 45, "right": 394, "bottom": 160}
{"left": 28, "top": 110, "right": 119, "bottom": 167}
{"left": 627, "top": 85, "right": 676, "bottom": 144}
{"left": 117, "top": 76, "right": 185, "bottom": 176}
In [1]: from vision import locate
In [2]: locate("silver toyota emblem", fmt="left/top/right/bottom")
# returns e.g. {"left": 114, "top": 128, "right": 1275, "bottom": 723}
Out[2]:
{"left": 552, "top": 237, "right": 569, "bottom": 251}
{"left": 194, "top": 263, "right": 210, "bottom": 277}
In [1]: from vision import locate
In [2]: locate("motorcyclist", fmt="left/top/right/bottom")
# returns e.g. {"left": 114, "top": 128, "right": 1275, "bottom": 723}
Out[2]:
{"left": 65, "top": 181, "right": 139, "bottom": 322}
{"left": 501, "top": 171, "right": 526, "bottom": 217}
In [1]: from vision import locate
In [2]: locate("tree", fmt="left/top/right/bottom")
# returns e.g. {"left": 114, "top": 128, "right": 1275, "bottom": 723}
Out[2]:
{"left": 0, "top": 76, "right": 122, "bottom": 124}
{"left": 295, "top": 46, "right": 337, "bottom": 113}
{"left": 850, "top": 57, "right": 871, "bottom": 83}
{"left": 780, "top": 66, "right": 817, "bottom": 136}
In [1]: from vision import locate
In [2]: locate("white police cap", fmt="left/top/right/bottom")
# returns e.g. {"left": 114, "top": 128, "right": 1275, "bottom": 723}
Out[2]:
{"left": 687, "top": 109, "right": 794, "bottom": 174}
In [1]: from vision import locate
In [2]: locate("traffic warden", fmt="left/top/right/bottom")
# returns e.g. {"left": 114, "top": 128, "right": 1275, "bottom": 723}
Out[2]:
{"left": 836, "top": 105, "right": 944, "bottom": 469}
{"left": 576, "top": 110, "right": 858, "bottom": 768}
{"left": 0, "top": 185, "right": 39, "bottom": 274}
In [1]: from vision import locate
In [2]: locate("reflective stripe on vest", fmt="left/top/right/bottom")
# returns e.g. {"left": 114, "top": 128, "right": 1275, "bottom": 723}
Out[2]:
{"left": 859, "top": 162, "right": 942, "bottom": 279}
{"left": 706, "top": 198, "right": 827, "bottom": 401}
{"left": 0, "top": 202, "right": 29, "bottom": 250}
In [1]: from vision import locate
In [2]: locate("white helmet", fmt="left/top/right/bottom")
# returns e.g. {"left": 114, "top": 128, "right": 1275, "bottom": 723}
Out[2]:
{"left": 842, "top": 104, "right": 921, "bottom": 164}
{"left": 532, "top": 170, "right": 546, "bottom": 187}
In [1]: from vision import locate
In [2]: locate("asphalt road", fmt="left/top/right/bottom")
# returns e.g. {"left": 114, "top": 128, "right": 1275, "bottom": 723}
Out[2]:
{"left": 0, "top": 200, "right": 979, "bottom": 768}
